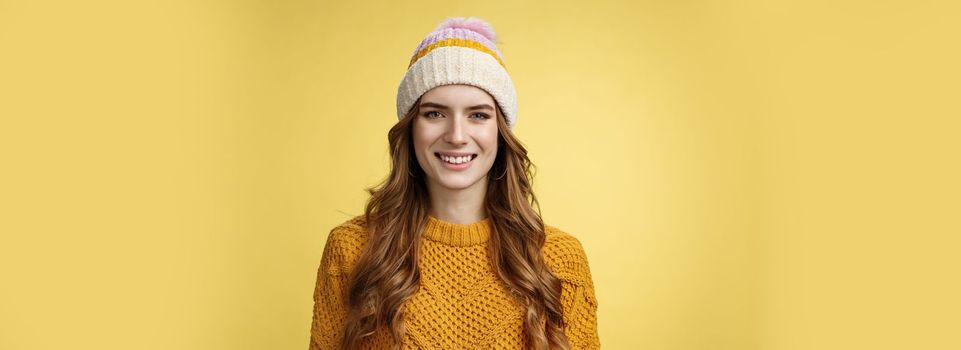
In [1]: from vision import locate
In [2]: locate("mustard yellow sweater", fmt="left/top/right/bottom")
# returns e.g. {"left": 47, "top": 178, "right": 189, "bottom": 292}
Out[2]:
{"left": 309, "top": 215, "right": 600, "bottom": 349}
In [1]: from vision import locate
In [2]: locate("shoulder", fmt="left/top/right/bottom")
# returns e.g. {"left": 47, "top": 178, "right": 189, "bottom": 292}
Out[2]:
{"left": 542, "top": 224, "right": 595, "bottom": 286}
{"left": 327, "top": 214, "right": 369, "bottom": 241}
{"left": 320, "top": 215, "right": 370, "bottom": 276}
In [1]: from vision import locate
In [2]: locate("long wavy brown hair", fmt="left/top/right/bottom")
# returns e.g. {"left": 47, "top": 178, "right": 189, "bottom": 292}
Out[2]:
{"left": 339, "top": 97, "right": 569, "bottom": 349}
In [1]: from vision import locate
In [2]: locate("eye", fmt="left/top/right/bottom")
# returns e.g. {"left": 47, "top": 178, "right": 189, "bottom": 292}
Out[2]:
{"left": 423, "top": 111, "right": 442, "bottom": 118}
{"left": 470, "top": 113, "right": 491, "bottom": 120}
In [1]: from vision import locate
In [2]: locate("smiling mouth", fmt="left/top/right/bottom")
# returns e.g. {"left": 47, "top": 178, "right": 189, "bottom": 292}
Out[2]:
{"left": 434, "top": 153, "right": 477, "bottom": 165}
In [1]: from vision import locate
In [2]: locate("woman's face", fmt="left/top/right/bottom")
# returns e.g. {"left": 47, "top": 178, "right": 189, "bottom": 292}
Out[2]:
{"left": 412, "top": 84, "right": 499, "bottom": 193}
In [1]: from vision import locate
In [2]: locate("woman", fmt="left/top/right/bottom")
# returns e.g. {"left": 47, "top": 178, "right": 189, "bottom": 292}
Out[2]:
{"left": 310, "top": 17, "right": 600, "bottom": 350}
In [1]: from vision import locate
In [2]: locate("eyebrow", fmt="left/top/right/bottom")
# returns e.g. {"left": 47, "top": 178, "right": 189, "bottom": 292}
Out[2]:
{"left": 418, "top": 102, "right": 495, "bottom": 111}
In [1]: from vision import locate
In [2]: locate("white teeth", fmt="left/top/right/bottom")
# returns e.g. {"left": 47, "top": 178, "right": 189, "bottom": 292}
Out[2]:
{"left": 439, "top": 154, "right": 474, "bottom": 164}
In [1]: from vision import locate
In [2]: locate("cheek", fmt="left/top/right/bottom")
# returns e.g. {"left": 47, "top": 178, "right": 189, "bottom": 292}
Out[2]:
{"left": 411, "top": 126, "right": 430, "bottom": 165}
{"left": 412, "top": 123, "right": 431, "bottom": 152}
{"left": 412, "top": 134, "right": 426, "bottom": 154}
{"left": 479, "top": 127, "right": 499, "bottom": 152}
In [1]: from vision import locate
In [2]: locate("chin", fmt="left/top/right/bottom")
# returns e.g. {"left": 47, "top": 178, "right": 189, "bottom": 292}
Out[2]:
{"left": 435, "top": 175, "right": 485, "bottom": 191}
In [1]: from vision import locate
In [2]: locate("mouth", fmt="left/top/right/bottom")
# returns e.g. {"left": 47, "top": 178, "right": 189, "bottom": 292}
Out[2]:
{"left": 434, "top": 152, "right": 478, "bottom": 170}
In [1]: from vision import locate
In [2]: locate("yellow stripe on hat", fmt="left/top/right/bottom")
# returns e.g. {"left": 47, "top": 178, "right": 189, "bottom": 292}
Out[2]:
{"left": 407, "top": 38, "right": 507, "bottom": 69}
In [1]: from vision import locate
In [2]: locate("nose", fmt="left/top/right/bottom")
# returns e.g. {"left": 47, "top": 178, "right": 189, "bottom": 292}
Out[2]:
{"left": 443, "top": 115, "right": 468, "bottom": 145}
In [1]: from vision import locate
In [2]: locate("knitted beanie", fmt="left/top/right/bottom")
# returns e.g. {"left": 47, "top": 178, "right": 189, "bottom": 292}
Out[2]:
{"left": 396, "top": 17, "right": 517, "bottom": 129}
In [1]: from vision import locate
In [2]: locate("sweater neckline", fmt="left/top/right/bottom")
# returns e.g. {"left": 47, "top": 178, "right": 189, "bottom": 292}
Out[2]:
{"left": 423, "top": 215, "right": 491, "bottom": 246}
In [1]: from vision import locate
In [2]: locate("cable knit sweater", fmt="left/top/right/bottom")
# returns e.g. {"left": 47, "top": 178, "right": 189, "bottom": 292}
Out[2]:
{"left": 309, "top": 215, "right": 600, "bottom": 349}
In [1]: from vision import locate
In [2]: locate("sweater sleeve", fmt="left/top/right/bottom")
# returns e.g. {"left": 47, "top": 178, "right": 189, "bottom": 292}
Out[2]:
{"left": 559, "top": 276, "right": 600, "bottom": 349}
{"left": 544, "top": 226, "right": 601, "bottom": 349}
{"left": 309, "top": 221, "right": 365, "bottom": 350}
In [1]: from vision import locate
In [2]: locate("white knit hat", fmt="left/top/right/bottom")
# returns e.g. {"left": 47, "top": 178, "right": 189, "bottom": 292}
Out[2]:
{"left": 396, "top": 17, "right": 517, "bottom": 129}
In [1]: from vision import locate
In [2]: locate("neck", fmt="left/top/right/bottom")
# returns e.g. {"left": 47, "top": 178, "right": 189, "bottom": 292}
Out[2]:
{"left": 426, "top": 177, "right": 488, "bottom": 224}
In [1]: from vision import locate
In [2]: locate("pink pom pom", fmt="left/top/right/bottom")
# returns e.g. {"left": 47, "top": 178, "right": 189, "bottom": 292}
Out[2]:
{"left": 435, "top": 17, "right": 497, "bottom": 42}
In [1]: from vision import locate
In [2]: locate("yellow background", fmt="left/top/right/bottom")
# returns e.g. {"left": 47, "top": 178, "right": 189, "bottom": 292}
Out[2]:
{"left": 1, "top": 0, "right": 958, "bottom": 349}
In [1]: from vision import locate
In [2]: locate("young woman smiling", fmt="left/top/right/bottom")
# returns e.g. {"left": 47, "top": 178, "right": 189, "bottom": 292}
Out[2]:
{"left": 310, "top": 17, "right": 600, "bottom": 350}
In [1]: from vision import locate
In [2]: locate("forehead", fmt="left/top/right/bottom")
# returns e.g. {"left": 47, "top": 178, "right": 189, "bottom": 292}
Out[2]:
{"left": 419, "top": 84, "right": 495, "bottom": 107}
